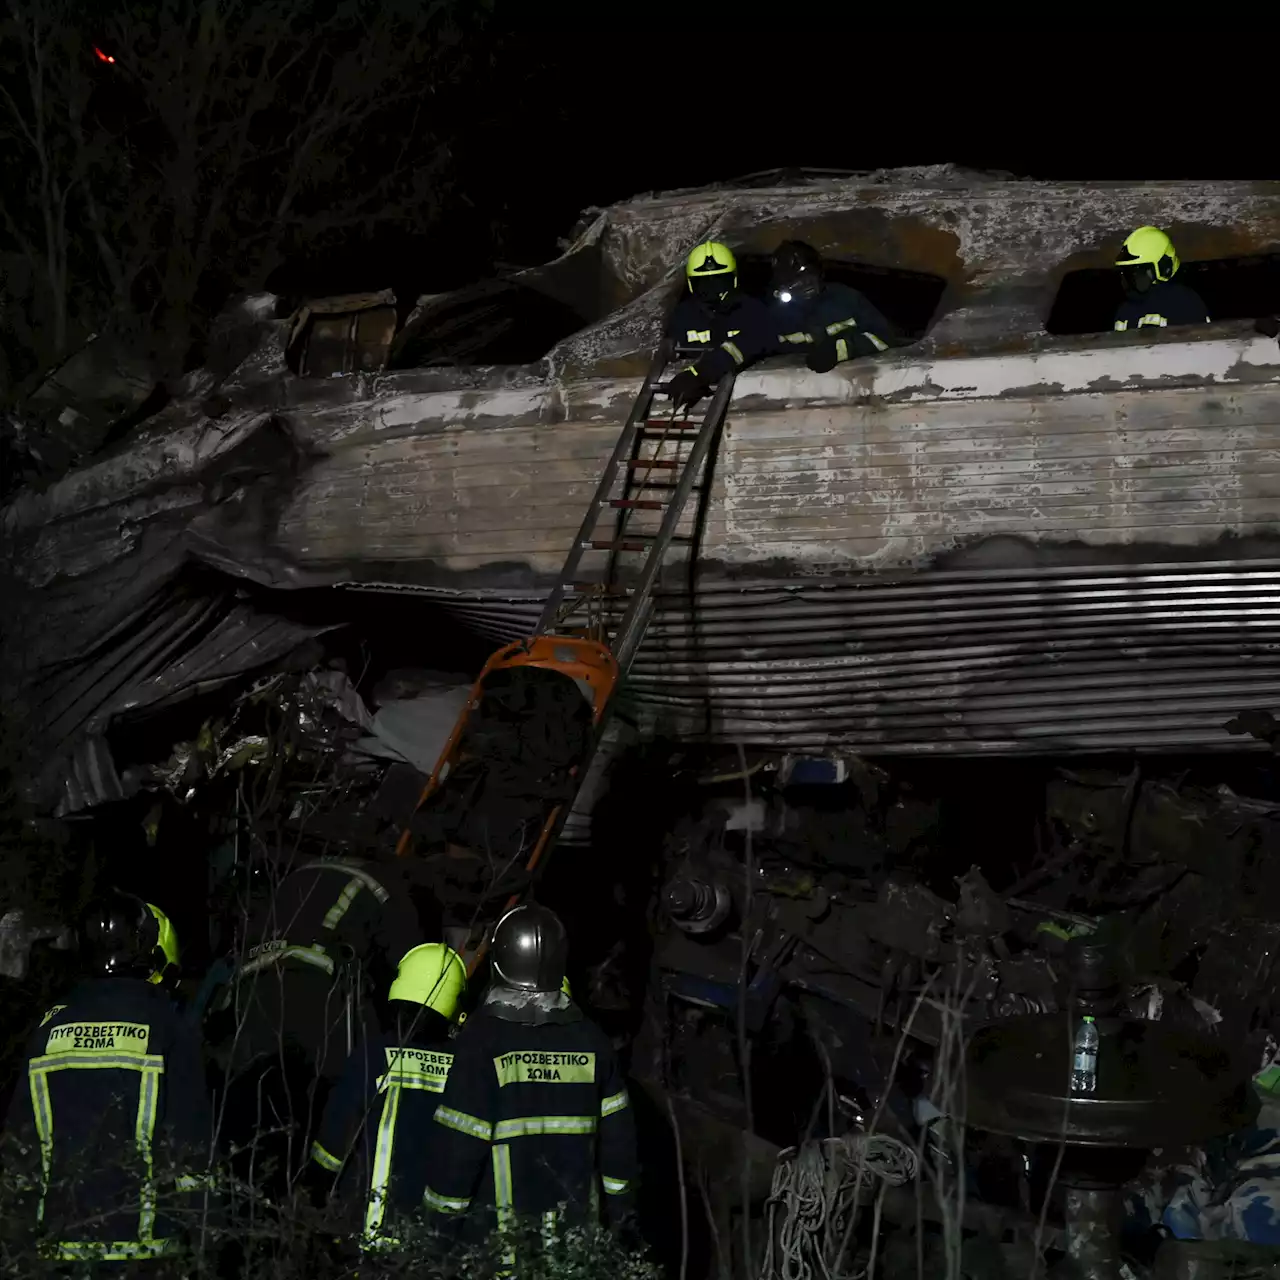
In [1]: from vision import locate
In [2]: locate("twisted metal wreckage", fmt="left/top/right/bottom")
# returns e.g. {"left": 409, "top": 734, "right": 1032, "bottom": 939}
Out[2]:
{"left": 7, "top": 166, "right": 1280, "bottom": 1255}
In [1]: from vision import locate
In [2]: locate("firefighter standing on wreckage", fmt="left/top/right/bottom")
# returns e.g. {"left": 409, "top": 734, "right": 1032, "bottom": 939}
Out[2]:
{"left": 1, "top": 891, "right": 215, "bottom": 1266}
{"left": 421, "top": 903, "right": 639, "bottom": 1246}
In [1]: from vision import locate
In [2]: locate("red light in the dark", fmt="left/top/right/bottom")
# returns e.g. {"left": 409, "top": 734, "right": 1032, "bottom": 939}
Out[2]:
{"left": 93, "top": 46, "right": 115, "bottom": 64}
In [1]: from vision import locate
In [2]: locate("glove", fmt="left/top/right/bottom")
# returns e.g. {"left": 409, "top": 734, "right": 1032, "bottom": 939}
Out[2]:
{"left": 665, "top": 369, "right": 707, "bottom": 411}
{"left": 805, "top": 339, "right": 839, "bottom": 373}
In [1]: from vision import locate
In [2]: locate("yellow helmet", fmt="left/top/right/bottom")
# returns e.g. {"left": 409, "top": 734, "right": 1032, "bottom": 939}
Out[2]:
{"left": 1115, "top": 226, "right": 1180, "bottom": 282}
{"left": 389, "top": 943, "right": 466, "bottom": 1021}
{"left": 685, "top": 241, "right": 737, "bottom": 294}
{"left": 145, "top": 903, "right": 180, "bottom": 985}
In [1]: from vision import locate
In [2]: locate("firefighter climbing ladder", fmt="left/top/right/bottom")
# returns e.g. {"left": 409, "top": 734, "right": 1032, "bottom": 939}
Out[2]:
{"left": 398, "top": 341, "right": 734, "bottom": 967}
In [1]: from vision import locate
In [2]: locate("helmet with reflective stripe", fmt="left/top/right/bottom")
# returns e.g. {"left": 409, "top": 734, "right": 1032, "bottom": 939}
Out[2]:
{"left": 490, "top": 902, "right": 568, "bottom": 993}
{"left": 1115, "top": 226, "right": 1180, "bottom": 282}
{"left": 389, "top": 943, "right": 467, "bottom": 1020}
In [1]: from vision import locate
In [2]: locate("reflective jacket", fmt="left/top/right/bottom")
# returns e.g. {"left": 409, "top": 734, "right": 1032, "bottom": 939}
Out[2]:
{"left": 1114, "top": 280, "right": 1209, "bottom": 331}
{"left": 666, "top": 291, "right": 772, "bottom": 357}
{"left": 771, "top": 282, "right": 898, "bottom": 366}
{"left": 422, "top": 1002, "right": 638, "bottom": 1231}
{"left": 239, "top": 858, "right": 422, "bottom": 993}
{"left": 2, "top": 977, "right": 214, "bottom": 1264}
{"left": 312, "top": 1022, "right": 455, "bottom": 1247}
{"left": 690, "top": 282, "right": 898, "bottom": 383}
{"left": 227, "top": 859, "right": 425, "bottom": 1082}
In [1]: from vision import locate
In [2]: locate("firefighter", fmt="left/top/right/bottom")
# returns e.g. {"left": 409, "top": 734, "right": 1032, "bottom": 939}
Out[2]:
{"left": 1, "top": 892, "right": 214, "bottom": 1266}
{"left": 667, "top": 239, "right": 900, "bottom": 409}
{"left": 666, "top": 241, "right": 770, "bottom": 359}
{"left": 214, "top": 855, "right": 431, "bottom": 1190}
{"left": 1114, "top": 226, "right": 1209, "bottom": 331}
{"left": 421, "top": 903, "right": 638, "bottom": 1247}
{"left": 666, "top": 239, "right": 776, "bottom": 410}
{"left": 310, "top": 942, "right": 466, "bottom": 1250}
{"left": 767, "top": 239, "right": 899, "bottom": 371}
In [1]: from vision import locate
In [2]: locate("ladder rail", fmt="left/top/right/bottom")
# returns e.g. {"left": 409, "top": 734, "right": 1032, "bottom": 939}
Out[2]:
{"left": 610, "top": 369, "right": 735, "bottom": 673}
{"left": 400, "top": 341, "right": 736, "bottom": 970}
{"left": 534, "top": 339, "right": 674, "bottom": 636}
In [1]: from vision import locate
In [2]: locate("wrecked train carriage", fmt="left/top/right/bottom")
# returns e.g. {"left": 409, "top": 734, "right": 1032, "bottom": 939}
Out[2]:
{"left": 8, "top": 168, "right": 1280, "bottom": 808}
{"left": 286, "top": 170, "right": 1280, "bottom": 755}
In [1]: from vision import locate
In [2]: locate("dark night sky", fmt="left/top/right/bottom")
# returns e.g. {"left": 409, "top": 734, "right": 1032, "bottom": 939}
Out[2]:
{"left": 280, "top": 19, "right": 1278, "bottom": 295}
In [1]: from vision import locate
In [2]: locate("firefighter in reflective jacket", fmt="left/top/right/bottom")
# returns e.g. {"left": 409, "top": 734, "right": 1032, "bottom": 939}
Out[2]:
{"left": 227, "top": 856, "right": 429, "bottom": 1084}
{"left": 666, "top": 241, "right": 770, "bottom": 360}
{"left": 767, "top": 239, "right": 899, "bottom": 371}
{"left": 214, "top": 855, "right": 432, "bottom": 1192}
{"left": 1, "top": 893, "right": 213, "bottom": 1265}
{"left": 1114, "top": 226, "right": 1209, "bottom": 331}
{"left": 668, "top": 239, "right": 900, "bottom": 408}
{"left": 310, "top": 943, "right": 466, "bottom": 1249}
{"left": 422, "top": 904, "right": 638, "bottom": 1238}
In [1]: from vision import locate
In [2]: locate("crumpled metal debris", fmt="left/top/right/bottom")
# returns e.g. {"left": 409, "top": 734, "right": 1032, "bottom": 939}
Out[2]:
{"left": 146, "top": 666, "right": 378, "bottom": 803}
{"left": 955, "top": 865, "right": 1012, "bottom": 936}
{"left": 151, "top": 723, "right": 270, "bottom": 802}
{"left": 867, "top": 878, "right": 950, "bottom": 961}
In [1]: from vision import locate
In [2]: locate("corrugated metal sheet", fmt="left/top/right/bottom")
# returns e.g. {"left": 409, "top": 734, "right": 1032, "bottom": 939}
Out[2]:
{"left": 347, "top": 558, "right": 1280, "bottom": 754}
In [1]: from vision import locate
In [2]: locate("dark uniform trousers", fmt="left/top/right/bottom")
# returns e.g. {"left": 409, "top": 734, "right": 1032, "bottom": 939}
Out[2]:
{"left": 311, "top": 1029, "right": 455, "bottom": 1249}
{"left": 1, "top": 977, "right": 214, "bottom": 1267}
{"left": 422, "top": 1006, "right": 638, "bottom": 1247}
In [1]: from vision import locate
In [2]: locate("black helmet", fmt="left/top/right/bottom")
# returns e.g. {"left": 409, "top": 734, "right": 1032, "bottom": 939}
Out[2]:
{"left": 490, "top": 903, "right": 568, "bottom": 993}
{"left": 81, "top": 892, "right": 177, "bottom": 983}
{"left": 771, "top": 240, "right": 823, "bottom": 306}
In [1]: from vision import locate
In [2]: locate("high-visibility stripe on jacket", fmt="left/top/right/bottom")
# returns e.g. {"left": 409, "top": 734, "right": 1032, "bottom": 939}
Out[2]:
{"left": 690, "top": 281, "right": 899, "bottom": 385}
{"left": 772, "top": 282, "right": 897, "bottom": 365}
{"left": 422, "top": 1006, "right": 639, "bottom": 1228}
{"left": 1113, "top": 279, "right": 1209, "bottom": 331}
{"left": 312, "top": 1027, "right": 455, "bottom": 1248}
{"left": 1, "top": 977, "right": 214, "bottom": 1262}
{"left": 230, "top": 858, "right": 426, "bottom": 1082}
{"left": 242, "top": 858, "right": 420, "bottom": 983}
{"left": 666, "top": 291, "right": 772, "bottom": 355}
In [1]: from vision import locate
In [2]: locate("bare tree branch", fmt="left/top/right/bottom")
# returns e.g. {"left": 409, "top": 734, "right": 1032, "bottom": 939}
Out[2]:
{"left": 0, "top": 0, "right": 488, "bottom": 399}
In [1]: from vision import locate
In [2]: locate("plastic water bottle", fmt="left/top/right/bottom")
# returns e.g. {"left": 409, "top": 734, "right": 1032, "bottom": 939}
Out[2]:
{"left": 1071, "top": 1015, "right": 1099, "bottom": 1094}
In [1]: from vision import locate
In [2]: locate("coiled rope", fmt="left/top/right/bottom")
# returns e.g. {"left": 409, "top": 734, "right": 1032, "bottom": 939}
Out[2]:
{"left": 759, "top": 1134, "right": 918, "bottom": 1280}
